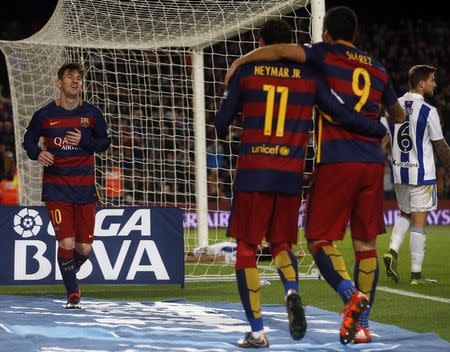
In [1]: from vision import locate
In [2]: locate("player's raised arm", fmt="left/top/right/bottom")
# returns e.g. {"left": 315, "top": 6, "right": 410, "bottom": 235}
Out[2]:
{"left": 224, "top": 43, "right": 305, "bottom": 85}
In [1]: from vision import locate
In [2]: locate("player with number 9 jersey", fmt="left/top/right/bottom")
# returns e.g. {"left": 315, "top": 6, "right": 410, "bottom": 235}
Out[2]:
{"left": 303, "top": 42, "right": 399, "bottom": 164}
{"left": 301, "top": 8, "right": 406, "bottom": 344}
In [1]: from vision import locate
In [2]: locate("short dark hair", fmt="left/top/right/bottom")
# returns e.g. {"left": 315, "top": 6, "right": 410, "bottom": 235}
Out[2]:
{"left": 408, "top": 65, "right": 436, "bottom": 89}
{"left": 57, "top": 62, "right": 84, "bottom": 80}
{"left": 259, "top": 19, "right": 292, "bottom": 45}
{"left": 323, "top": 6, "right": 358, "bottom": 42}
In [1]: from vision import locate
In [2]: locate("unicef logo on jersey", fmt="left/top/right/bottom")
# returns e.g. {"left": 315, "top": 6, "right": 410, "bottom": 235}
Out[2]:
{"left": 13, "top": 208, "right": 43, "bottom": 238}
{"left": 251, "top": 144, "right": 290, "bottom": 156}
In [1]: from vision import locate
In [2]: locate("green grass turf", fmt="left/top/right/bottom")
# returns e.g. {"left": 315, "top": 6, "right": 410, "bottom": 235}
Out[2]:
{"left": 1, "top": 226, "right": 449, "bottom": 342}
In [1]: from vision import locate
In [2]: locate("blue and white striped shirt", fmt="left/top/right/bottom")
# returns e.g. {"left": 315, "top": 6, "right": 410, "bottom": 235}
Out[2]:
{"left": 382, "top": 92, "right": 443, "bottom": 185}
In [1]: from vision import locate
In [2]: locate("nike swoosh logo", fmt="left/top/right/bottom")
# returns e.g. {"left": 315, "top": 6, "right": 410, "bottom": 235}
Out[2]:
{"left": 88, "top": 235, "right": 94, "bottom": 238}
{"left": 61, "top": 259, "right": 73, "bottom": 266}
{"left": 50, "top": 121, "right": 60, "bottom": 126}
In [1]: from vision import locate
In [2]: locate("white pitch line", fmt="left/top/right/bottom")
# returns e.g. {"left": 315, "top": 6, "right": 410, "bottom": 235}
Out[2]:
{"left": 0, "top": 324, "right": 12, "bottom": 333}
{"left": 378, "top": 285, "right": 450, "bottom": 303}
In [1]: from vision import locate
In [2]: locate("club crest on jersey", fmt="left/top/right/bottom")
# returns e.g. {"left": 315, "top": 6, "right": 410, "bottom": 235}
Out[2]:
{"left": 80, "top": 117, "right": 89, "bottom": 127}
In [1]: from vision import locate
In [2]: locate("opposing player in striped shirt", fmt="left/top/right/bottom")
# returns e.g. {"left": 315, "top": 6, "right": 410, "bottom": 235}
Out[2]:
{"left": 215, "top": 18, "right": 387, "bottom": 348}
{"left": 23, "top": 62, "right": 111, "bottom": 309}
{"left": 382, "top": 65, "right": 450, "bottom": 285}
{"left": 223, "top": 6, "right": 405, "bottom": 345}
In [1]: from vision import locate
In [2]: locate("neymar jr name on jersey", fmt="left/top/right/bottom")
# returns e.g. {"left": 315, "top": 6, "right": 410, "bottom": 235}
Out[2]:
{"left": 345, "top": 51, "right": 373, "bottom": 66}
{"left": 253, "top": 65, "right": 301, "bottom": 78}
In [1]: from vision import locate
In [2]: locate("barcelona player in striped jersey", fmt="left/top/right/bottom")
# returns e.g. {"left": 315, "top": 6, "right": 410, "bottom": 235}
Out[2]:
{"left": 215, "top": 18, "right": 387, "bottom": 348}
{"left": 23, "top": 62, "right": 111, "bottom": 309}
{"left": 223, "top": 6, "right": 405, "bottom": 345}
{"left": 382, "top": 65, "right": 450, "bottom": 286}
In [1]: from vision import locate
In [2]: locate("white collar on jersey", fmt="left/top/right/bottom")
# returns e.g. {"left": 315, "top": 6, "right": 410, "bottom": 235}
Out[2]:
{"left": 403, "top": 92, "right": 424, "bottom": 101}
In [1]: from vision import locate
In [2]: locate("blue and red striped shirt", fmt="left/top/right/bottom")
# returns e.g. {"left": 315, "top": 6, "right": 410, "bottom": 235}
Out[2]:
{"left": 303, "top": 42, "right": 398, "bottom": 164}
{"left": 214, "top": 61, "right": 386, "bottom": 195}
{"left": 23, "top": 100, "right": 111, "bottom": 203}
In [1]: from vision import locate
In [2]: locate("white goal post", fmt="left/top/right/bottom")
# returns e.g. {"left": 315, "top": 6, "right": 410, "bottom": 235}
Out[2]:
{"left": 0, "top": 0, "right": 325, "bottom": 281}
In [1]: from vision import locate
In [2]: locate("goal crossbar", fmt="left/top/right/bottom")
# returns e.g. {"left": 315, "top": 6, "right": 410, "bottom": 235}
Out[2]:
{"left": 12, "top": 0, "right": 311, "bottom": 50}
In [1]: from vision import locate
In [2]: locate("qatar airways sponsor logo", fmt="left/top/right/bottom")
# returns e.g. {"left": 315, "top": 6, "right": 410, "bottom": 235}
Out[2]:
{"left": 392, "top": 158, "right": 418, "bottom": 168}
{"left": 53, "top": 136, "right": 79, "bottom": 150}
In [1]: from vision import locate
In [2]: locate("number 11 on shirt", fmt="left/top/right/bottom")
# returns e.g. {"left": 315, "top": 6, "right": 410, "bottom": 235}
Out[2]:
{"left": 263, "top": 84, "right": 289, "bottom": 137}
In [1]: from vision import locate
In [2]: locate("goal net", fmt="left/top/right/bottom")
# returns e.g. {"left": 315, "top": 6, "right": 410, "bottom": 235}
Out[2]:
{"left": 0, "top": 0, "right": 324, "bottom": 281}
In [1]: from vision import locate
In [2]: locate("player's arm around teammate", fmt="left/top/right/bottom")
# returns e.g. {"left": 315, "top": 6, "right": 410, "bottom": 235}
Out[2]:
{"left": 224, "top": 37, "right": 405, "bottom": 126}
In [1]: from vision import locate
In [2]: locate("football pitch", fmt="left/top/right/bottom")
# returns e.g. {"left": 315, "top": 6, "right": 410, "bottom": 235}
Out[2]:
{"left": 1, "top": 226, "right": 449, "bottom": 344}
